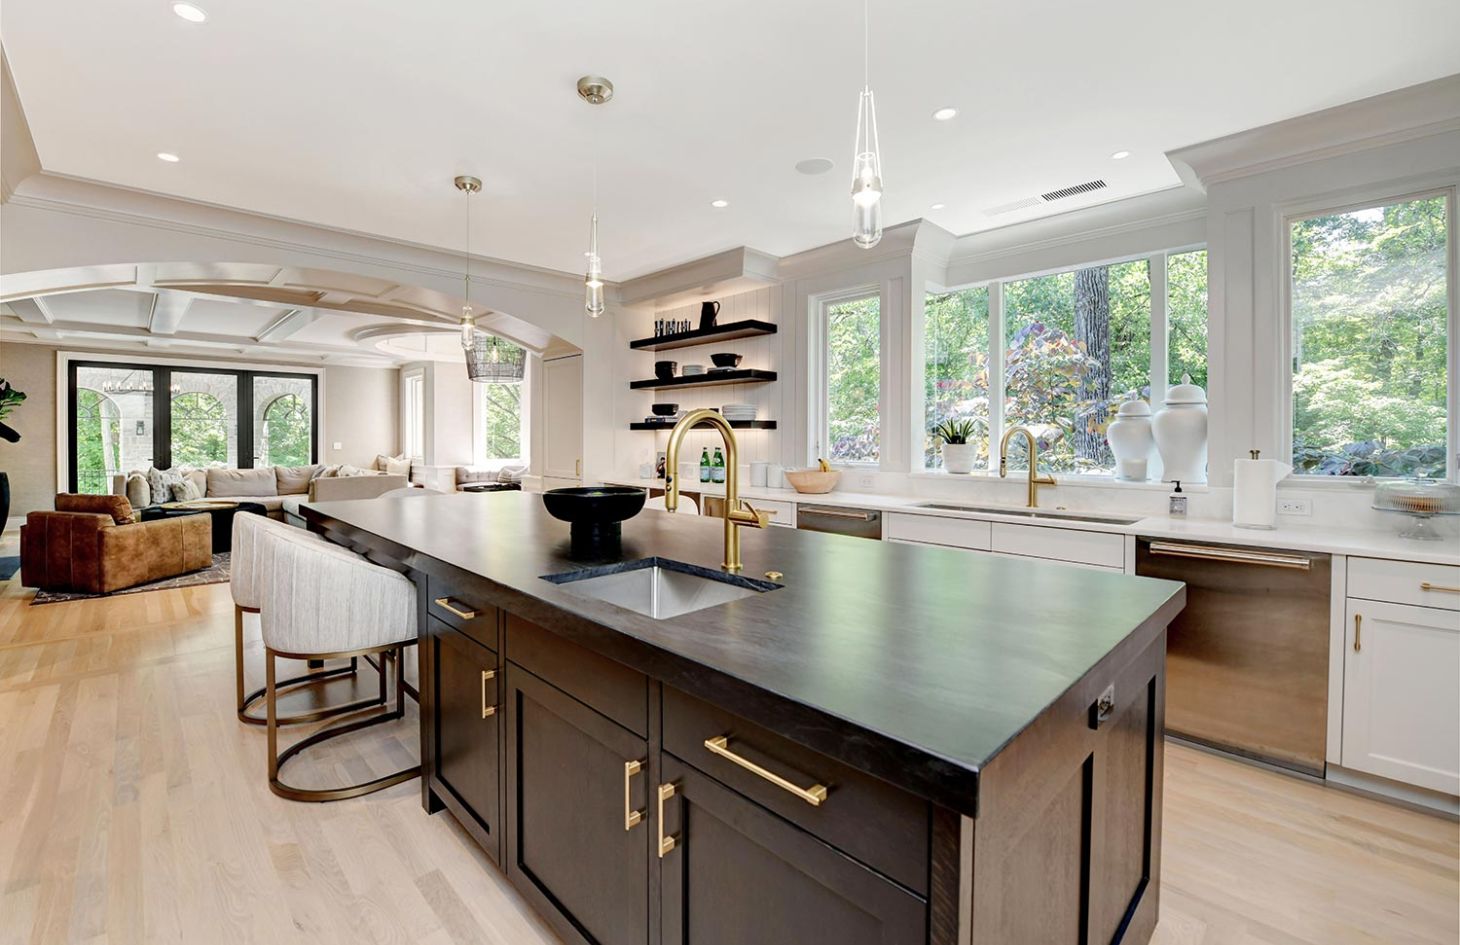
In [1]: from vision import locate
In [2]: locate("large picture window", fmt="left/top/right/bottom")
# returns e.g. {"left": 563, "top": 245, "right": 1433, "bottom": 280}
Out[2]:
{"left": 68, "top": 360, "right": 317, "bottom": 493}
{"left": 821, "top": 294, "right": 881, "bottom": 465}
{"left": 925, "top": 287, "right": 990, "bottom": 470}
{"left": 480, "top": 381, "right": 525, "bottom": 462}
{"left": 1289, "top": 193, "right": 1450, "bottom": 478}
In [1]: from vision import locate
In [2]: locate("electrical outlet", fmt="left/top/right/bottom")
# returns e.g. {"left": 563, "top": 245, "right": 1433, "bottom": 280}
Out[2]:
{"left": 332, "top": 442, "right": 343, "bottom": 451}
{"left": 857, "top": 473, "right": 876, "bottom": 490}
{"left": 1277, "top": 498, "right": 1312, "bottom": 516}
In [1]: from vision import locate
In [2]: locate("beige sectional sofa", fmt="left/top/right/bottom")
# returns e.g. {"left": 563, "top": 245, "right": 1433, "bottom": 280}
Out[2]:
{"left": 111, "top": 465, "right": 408, "bottom": 520}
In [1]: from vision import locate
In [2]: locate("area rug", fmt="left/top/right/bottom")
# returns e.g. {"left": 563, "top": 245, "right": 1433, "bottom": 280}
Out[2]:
{"left": 30, "top": 552, "right": 230, "bottom": 605}
{"left": 0, "top": 556, "right": 19, "bottom": 581}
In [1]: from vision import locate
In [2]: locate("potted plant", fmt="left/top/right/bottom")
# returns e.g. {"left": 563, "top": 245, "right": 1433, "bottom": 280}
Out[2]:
{"left": 932, "top": 418, "right": 981, "bottom": 475}
{"left": 0, "top": 378, "right": 25, "bottom": 535}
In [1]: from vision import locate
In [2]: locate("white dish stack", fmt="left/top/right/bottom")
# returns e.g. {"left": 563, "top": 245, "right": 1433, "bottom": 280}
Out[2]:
{"left": 721, "top": 403, "right": 757, "bottom": 424}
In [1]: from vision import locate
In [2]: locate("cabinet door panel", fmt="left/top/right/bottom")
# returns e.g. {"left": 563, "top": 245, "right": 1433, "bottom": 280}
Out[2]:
{"left": 1342, "top": 600, "right": 1460, "bottom": 794}
{"left": 433, "top": 621, "right": 500, "bottom": 853}
{"left": 660, "top": 757, "right": 925, "bottom": 945}
{"left": 507, "top": 666, "right": 648, "bottom": 945}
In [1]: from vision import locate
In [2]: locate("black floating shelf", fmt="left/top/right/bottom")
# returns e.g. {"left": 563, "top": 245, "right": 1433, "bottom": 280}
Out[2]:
{"left": 629, "top": 419, "right": 777, "bottom": 431}
{"left": 629, "top": 319, "right": 777, "bottom": 352}
{"left": 629, "top": 369, "right": 777, "bottom": 391}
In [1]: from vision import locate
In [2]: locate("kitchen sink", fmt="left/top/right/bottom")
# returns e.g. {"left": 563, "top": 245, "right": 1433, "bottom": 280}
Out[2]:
{"left": 542, "top": 557, "right": 781, "bottom": 620}
{"left": 914, "top": 503, "right": 1143, "bottom": 526}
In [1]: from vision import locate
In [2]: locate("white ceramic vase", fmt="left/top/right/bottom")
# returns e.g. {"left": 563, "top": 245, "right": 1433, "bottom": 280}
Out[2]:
{"left": 941, "top": 443, "right": 977, "bottom": 475}
{"left": 1152, "top": 375, "right": 1208, "bottom": 484}
{"left": 1107, "top": 399, "right": 1155, "bottom": 481}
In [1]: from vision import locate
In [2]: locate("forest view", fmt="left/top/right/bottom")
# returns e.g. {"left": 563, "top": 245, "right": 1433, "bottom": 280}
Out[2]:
{"left": 481, "top": 381, "right": 524, "bottom": 460}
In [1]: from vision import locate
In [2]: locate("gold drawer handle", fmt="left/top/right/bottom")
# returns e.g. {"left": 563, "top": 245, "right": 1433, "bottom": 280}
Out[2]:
{"left": 657, "top": 783, "right": 677, "bottom": 857}
{"left": 481, "top": 669, "right": 497, "bottom": 718}
{"left": 1420, "top": 582, "right": 1460, "bottom": 594}
{"left": 624, "top": 760, "right": 645, "bottom": 831}
{"left": 434, "top": 597, "right": 477, "bottom": 620}
{"left": 1353, "top": 614, "right": 1362, "bottom": 653}
{"left": 703, "top": 735, "right": 828, "bottom": 806}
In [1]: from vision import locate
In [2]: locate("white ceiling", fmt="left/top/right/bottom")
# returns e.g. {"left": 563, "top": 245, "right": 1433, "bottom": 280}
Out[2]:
{"left": 4, "top": 1, "right": 1459, "bottom": 280}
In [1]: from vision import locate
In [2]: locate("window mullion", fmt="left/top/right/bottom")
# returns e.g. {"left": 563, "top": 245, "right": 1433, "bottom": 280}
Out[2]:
{"left": 988, "top": 281, "right": 1005, "bottom": 464}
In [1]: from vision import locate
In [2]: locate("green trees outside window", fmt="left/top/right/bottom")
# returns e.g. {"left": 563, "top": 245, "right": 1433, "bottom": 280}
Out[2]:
{"left": 481, "top": 382, "right": 523, "bottom": 460}
{"left": 170, "top": 392, "right": 230, "bottom": 468}
{"left": 261, "top": 394, "right": 311, "bottom": 467}
{"left": 74, "top": 389, "right": 120, "bottom": 494}
{"left": 825, "top": 296, "right": 881, "bottom": 464}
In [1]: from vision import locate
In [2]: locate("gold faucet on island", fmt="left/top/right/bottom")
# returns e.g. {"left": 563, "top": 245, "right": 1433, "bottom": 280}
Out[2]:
{"left": 664, "top": 408, "right": 770, "bottom": 573}
{"left": 998, "top": 426, "right": 1057, "bottom": 508}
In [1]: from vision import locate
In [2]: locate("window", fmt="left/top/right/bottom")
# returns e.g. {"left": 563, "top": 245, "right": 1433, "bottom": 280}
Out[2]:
{"left": 1167, "top": 249, "right": 1208, "bottom": 391}
{"left": 1289, "top": 194, "right": 1450, "bottom": 478}
{"left": 67, "top": 360, "right": 316, "bottom": 490}
{"left": 403, "top": 371, "right": 425, "bottom": 462}
{"left": 925, "top": 287, "right": 990, "bottom": 469}
{"left": 480, "top": 381, "right": 525, "bottom": 462}
{"left": 821, "top": 294, "right": 881, "bottom": 464}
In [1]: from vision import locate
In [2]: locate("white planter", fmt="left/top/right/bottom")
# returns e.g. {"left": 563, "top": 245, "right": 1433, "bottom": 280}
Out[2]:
{"left": 1152, "top": 376, "right": 1208, "bottom": 485}
{"left": 941, "top": 443, "right": 977, "bottom": 475}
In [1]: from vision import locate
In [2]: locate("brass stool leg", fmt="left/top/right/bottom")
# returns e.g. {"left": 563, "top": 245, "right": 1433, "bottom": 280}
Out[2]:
{"left": 237, "top": 605, "right": 381, "bottom": 727}
{"left": 267, "top": 645, "right": 421, "bottom": 803}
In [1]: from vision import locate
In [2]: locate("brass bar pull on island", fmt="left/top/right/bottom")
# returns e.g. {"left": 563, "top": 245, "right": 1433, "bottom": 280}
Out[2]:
{"left": 657, "top": 783, "right": 677, "bottom": 857}
{"left": 703, "top": 735, "right": 828, "bottom": 806}
{"left": 623, "top": 760, "right": 645, "bottom": 830}
{"left": 480, "top": 669, "right": 496, "bottom": 718}
{"left": 435, "top": 597, "right": 477, "bottom": 620}
{"left": 1353, "top": 614, "right": 1362, "bottom": 653}
{"left": 1420, "top": 582, "right": 1460, "bottom": 594}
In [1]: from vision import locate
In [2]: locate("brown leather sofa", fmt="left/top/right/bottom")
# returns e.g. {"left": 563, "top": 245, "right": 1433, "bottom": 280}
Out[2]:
{"left": 20, "top": 494, "right": 213, "bottom": 594}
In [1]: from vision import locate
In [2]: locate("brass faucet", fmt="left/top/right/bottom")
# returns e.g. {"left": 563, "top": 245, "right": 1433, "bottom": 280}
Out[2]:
{"left": 664, "top": 409, "right": 770, "bottom": 572}
{"left": 998, "top": 426, "right": 1057, "bottom": 508}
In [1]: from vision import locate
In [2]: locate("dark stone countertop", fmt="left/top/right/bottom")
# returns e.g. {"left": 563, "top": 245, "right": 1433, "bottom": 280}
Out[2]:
{"left": 304, "top": 491, "right": 1185, "bottom": 814}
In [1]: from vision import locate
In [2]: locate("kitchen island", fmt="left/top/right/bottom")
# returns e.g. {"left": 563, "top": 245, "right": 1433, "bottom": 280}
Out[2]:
{"left": 303, "top": 491, "right": 1186, "bottom": 945}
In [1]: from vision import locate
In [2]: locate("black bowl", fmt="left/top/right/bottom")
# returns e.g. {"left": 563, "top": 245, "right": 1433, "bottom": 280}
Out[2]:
{"left": 654, "top": 360, "right": 677, "bottom": 380}
{"left": 542, "top": 487, "right": 647, "bottom": 550}
{"left": 651, "top": 402, "right": 678, "bottom": 416}
{"left": 710, "top": 352, "right": 742, "bottom": 368}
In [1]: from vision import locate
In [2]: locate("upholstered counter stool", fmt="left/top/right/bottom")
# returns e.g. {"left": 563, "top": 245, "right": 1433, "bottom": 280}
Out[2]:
{"left": 230, "top": 513, "right": 380, "bottom": 726}
{"left": 259, "top": 525, "right": 420, "bottom": 802}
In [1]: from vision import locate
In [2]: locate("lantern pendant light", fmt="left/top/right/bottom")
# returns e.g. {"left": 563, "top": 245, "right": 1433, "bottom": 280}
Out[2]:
{"left": 578, "top": 75, "right": 613, "bottom": 317}
{"left": 850, "top": 0, "right": 883, "bottom": 249}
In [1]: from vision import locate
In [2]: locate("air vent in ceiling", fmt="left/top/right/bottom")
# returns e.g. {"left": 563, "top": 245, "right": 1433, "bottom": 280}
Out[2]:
{"left": 1040, "top": 179, "right": 1107, "bottom": 202}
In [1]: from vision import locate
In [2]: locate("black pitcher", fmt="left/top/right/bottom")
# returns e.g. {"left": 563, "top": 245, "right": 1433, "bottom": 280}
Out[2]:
{"left": 698, "top": 300, "right": 720, "bottom": 331}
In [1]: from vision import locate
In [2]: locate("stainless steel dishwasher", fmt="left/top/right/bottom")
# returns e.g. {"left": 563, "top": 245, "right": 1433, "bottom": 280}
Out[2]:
{"left": 1135, "top": 538, "right": 1331, "bottom": 776}
{"left": 795, "top": 504, "right": 882, "bottom": 540}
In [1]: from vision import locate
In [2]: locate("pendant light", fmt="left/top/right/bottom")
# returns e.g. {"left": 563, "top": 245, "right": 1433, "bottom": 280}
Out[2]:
{"left": 578, "top": 75, "right": 613, "bottom": 317}
{"left": 850, "top": 0, "right": 883, "bottom": 249}
{"left": 454, "top": 175, "right": 525, "bottom": 383}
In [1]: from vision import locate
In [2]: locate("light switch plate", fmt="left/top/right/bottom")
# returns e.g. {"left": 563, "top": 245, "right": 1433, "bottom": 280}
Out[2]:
{"left": 332, "top": 442, "right": 343, "bottom": 451}
{"left": 1277, "top": 498, "right": 1312, "bottom": 516}
{"left": 856, "top": 473, "right": 876, "bottom": 490}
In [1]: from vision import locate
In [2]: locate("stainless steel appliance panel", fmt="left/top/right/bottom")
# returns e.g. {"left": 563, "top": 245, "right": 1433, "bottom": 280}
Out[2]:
{"left": 795, "top": 505, "right": 882, "bottom": 540}
{"left": 1136, "top": 539, "right": 1330, "bottom": 776}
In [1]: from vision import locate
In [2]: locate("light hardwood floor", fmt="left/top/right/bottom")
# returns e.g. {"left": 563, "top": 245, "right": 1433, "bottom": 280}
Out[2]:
{"left": 0, "top": 554, "right": 1455, "bottom": 945}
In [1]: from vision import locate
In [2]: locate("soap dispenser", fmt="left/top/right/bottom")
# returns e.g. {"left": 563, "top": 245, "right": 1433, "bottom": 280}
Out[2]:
{"left": 1168, "top": 480, "right": 1188, "bottom": 518}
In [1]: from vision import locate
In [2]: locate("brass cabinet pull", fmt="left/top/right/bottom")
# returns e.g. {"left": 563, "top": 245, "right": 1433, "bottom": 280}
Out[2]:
{"left": 623, "top": 760, "right": 645, "bottom": 830}
{"left": 703, "top": 735, "right": 828, "bottom": 806}
{"left": 657, "top": 783, "right": 677, "bottom": 858}
{"left": 1353, "top": 614, "right": 1362, "bottom": 653}
{"left": 1147, "top": 541, "right": 1311, "bottom": 570}
{"left": 480, "top": 669, "right": 497, "bottom": 718}
{"left": 434, "top": 597, "right": 477, "bottom": 620}
{"left": 1420, "top": 582, "right": 1460, "bottom": 594}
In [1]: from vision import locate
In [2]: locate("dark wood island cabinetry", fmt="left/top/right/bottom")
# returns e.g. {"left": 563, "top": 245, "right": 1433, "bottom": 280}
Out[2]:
{"left": 306, "top": 493, "right": 1184, "bottom": 945}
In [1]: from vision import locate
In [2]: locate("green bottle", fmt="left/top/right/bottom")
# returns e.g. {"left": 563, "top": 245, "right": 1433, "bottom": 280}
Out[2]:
{"left": 711, "top": 448, "right": 726, "bottom": 484}
{"left": 699, "top": 448, "right": 711, "bottom": 483}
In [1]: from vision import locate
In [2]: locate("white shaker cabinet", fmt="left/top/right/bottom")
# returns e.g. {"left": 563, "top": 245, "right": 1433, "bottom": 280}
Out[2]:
{"left": 1341, "top": 598, "right": 1460, "bottom": 795}
{"left": 541, "top": 355, "right": 583, "bottom": 482}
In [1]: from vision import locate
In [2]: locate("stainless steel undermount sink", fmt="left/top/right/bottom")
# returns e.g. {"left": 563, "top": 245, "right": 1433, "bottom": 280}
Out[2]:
{"left": 542, "top": 557, "right": 781, "bottom": 620}
{"left": 914, "top": 502, "right": 1142, "bottom": 526}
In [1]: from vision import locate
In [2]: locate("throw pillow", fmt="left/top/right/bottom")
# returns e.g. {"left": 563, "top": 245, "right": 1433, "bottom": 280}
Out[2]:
{"left": 336, "top": 463, "right": 371, "bottom": 477}
{"left": 373, "top": 453, "right": 393, "bottom": 472}
{"left": 384, "top": 456, "right": 412, "bottom": 477}
{"left": 146, "top": 466, "right": 184, "bottom": 504}
{"left": 56, "top": 492, "right": 135, "bottom": 525}
{"left": 170, "top": 478, "right": 204, "bottom": 502}
{"left": 124, "top": 472, "right": 151, "bottom": 509}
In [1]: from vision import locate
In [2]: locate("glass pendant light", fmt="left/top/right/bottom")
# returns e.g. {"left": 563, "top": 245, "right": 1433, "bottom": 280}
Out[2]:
{"left": 453, "top": 175, "right": 525, "bottom": 383}
{"left": 578, "top": 75, "right": 614, "bottom": 317}
{"left": 455, "top": 175, "right": 482, "bottom": 349}
{"left": 850, "top": 0, "right": 883, "bottom": 248}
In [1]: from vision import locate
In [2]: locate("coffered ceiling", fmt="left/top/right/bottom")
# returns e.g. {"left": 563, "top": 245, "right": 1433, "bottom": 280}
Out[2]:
{"left": 4, "top": 1, "right": 1458, "bottom": 281}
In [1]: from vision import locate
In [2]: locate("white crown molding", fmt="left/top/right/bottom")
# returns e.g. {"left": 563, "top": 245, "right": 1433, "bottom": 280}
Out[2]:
{"left": 1167, "top": 74, "right": 1460, "bottom": 189}
{"left": 0, "top": 45, "right": 42, "bottom": 202}
{"left": 1, "top": 327, "right": 397, "bottom": 369}
{"left": 775, "top": 219, "right": 923, "bottom": 281}
{"left": 616, "top": 246, "right": 779, "bottom": 308}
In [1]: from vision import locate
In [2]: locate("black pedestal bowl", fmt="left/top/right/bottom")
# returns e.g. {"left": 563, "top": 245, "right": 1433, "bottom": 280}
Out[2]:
{"left": 542, "top": 487, "right": 647, "bottom": 552}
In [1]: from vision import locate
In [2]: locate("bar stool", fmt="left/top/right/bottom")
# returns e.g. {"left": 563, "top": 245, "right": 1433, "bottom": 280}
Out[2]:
{"left": 230, "top": 513, "right": 380, "bottom": 726}
{"left": 258, "top": 525, "right": 420, "bottom": 802}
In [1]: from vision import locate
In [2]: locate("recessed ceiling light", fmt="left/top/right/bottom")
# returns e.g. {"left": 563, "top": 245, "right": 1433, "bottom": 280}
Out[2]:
{"left": 171, "top": 3, "right": 208, "bottom": 22}
{"left": 156, "top": 152, "right": 181, "bottom": 163}
{"left": 1110, "top": 150, "right": 1131, "bottom": 160}
{"left": 795, "top": 157, "right": 834, "bottom": 176}
{"left": 930, "top": 203, "right": 945, "bottom": 210}
{"left": 711, "top": 199, "right": 729, "bottom": 208}
{"left": 932, "top": 107, "right": 958, "bottom": 121}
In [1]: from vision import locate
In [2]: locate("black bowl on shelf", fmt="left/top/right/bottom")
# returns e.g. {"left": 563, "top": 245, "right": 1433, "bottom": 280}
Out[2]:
{"left": 651, "top": 402, "right": 679, "bottom": 416}
{"left": 654, "top": 360, "right": 677, "bottom": 380}
{"left": 710, "top": 352, "right": 742, "bottom": 368}
{"left": 542, "top": 487, "right": 647, "bottom": 552}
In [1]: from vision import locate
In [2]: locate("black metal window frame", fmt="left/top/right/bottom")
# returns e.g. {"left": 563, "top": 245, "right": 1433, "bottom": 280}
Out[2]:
{"left": 66, "top": 359, "right": 319, "bottom": 492}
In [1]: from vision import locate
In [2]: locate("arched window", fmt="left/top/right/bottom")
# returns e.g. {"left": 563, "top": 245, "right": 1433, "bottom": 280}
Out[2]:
{"left": 261, "top": 393, "right": 311, "bottom": 467}
{"left": 171, "top": 392, "right": 230, "bottom": 467}
{"left": 75, "top": 388, "right": 121, "bottom": 494}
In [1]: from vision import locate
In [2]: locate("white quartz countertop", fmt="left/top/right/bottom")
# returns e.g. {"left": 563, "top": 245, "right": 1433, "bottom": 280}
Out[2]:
{"left": 604, "top": 477, "right": 1460, "bottom": 566}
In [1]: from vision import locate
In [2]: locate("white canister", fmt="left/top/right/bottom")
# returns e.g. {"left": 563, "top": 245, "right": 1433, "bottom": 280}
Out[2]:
{"left": 1107, "top": 399, "right": 1155, "bottom": 482}
{"left": 766, "top": 463, "right": 786, "bottom": 489}
{"left": 750, "top": 461, "right": 769, "bottom": 487}
{"left": 1152, "top": 374, "right": 1208, "bottom": 485}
